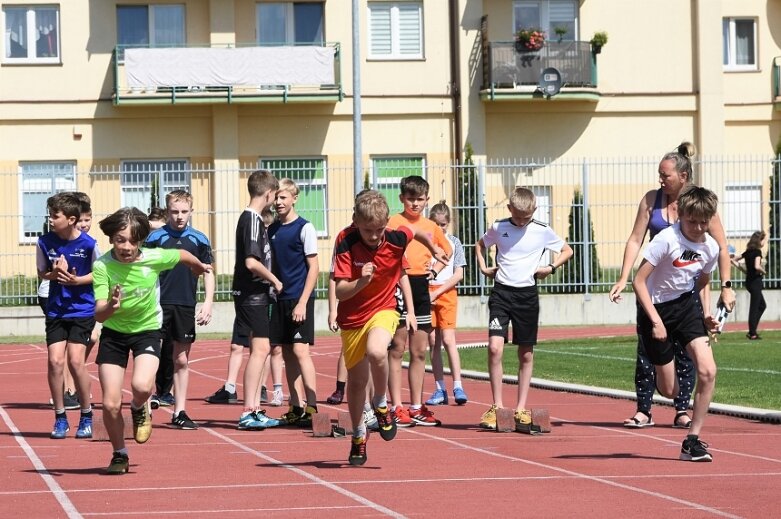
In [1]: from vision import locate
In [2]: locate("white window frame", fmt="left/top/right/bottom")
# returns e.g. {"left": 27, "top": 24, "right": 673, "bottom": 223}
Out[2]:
{"left": 2, "top": 5, "right": 61, "bottom": 64}
{"left": 367, "top": 1, "right": 423, "bottom": 60}
{"left": 120, "top": 159, "right": 190, "bottom": 213}
{"left": 513, "top": 1, "right": 578, "bottom": 41}
{"left": 18, "top": 162, "right": 76, "bottom": 244}
{"left": 259, "top": 156, "right": 328, "bottom": 236}
{"left": 723, "top": 183, "right": 762, "bottom": 239}
{"left": 723, "top": 17, "right": 758, "bottom": 71}
{"left": 256, "top": 2, "right": 324, "bottom": 45}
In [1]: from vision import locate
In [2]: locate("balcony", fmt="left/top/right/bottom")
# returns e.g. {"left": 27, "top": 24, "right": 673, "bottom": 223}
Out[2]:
{"left": 481, "top": 41, "right": 599, "bottom": 102}
{"left": 113, "top": 43, "right": 342, "bottom": 106}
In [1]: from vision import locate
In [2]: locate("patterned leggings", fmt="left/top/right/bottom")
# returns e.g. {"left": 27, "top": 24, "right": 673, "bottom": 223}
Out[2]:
{"left": 634, "top": 339, "right": 695, "bottom": 414}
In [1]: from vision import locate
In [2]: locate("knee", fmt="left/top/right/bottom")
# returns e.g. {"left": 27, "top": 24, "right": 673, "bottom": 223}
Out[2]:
{"left": 102, "top": 398, "right": 122, "bottom": 416}
{"left": 698, "top": 365, "right": 717, "bottom": 387}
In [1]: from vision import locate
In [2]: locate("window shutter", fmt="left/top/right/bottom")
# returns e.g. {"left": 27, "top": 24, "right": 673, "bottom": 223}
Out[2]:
{"left": 369, "top": 4, "right": 392, "bottom": 55}
{"left": 398, "top": 4, "right": 421, "bottom": 56}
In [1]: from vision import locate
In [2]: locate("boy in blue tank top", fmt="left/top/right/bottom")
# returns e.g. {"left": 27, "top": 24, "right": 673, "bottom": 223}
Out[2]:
{"left": 144, "top": 190, "right": 215, "bottom": 430}
{"left": 268, "top": 179, "right": 320, "bottom": 426}
{"left": 37, "top": 192, "right": 99, "bottom": 440}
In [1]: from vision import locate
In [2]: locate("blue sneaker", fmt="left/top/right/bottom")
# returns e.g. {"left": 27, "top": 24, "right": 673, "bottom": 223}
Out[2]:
{"left": 51, "top": 415, "right": 69, "bottom": 439}
{"left": 453, "top": 387, "right": 468, "bottom": 405}
{"left": 238, "top": 410, "right": 282, "bottom": 430}
{"left": 76, "top": 414, "right": 93, "bottom": 439}
{"left": 425, "top": 388, "right": 448, "bottom": 406}
{"left": 157, "top": 393, "right": 175, "bottom": 407}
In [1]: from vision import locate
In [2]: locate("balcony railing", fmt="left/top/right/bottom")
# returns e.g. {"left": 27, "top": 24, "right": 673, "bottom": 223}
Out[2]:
{"left": 113, "top": 43, "right": 342, "bottom": 105}
{"left": 482, "top": 41, "right": 597, "bottom": 100}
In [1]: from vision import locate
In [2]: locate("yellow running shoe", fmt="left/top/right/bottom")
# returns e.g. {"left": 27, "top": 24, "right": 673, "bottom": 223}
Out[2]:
{"left": 479, "top": 404, "right": 498, "bottom": 430}
{"left": 514, "top": 408, "right": 532, "bottom": 426}
{"left": 131, "top": 401, "right": 153, "bottom": 444}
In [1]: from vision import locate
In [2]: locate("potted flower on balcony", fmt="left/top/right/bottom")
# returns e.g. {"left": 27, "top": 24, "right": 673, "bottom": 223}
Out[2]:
{"left": 515, "top": 28, "right": 545, "bottom": 53}
{"left": 590, "top": 31, "right": 608, "bottom": 54}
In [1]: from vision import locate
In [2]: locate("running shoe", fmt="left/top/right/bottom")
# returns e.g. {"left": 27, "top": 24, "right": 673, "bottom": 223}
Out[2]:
{"left": 205, "top": 386, "right": 238, "bottom": 404}
{"left": 326, "top": 389, "right": 344, "bottom": 405}
{"left": 50, "top": 414, "right": 69, "bottom": 439}
{"left": 453, "top": 387, "right": 468, "bottom": 405}
{"left": 296, "top": 406, "right": 317, "bottom": 428}
{"left": 171, "top": 410, "right": 198, "bottom": 430}
{"left": 252, "top": 409, "right": 282, "bottom": 429}
{"left": 106, "top": 451, "right": 129, "bottom": 475}
{"left": 270, "top": 388, "right": 284, "bottom": 406}
{"left": 348, "top": 433, "right": 368, "bottom": 466}
{"left": 373, "top": 406, "right": 396, "bottom": 441}
{"left": 425, "top": 388, "right": 448, "bottom": 406}
{"left": 409, "top": 405, "right": 441, "bottom": 426}
{"left": 680, "top": 436, "right": 713, "bottom": 462}
{"left": 131, "top": 401, "right": 153, "bottom": 444}
{"left": 260, "top": 386, "right": 269, "bottom": 404}
{"left": 392, "top": 405, "right": 414, "bottom": 427}
{"left": 364, "top": 407, "right": 380, "bottom": 431}
{"left": 479, "top": 405, "right": 498, "bottom": 430}
{"left": 63, "top": 390, "right": 80, "bottom": 410}
{"left": 149, "top": 394, "right": 161, "bottom": 410}
{"left": 75, "top": 414, "right": 93, "bottom": 439}
{"left": 157, "top": 393, "right": 175, "bottom": 407}
{"left": 238, "top": 410, "right": 282, "bottom": 430}
{"left": 514, "top": 409, "right": 533, "bottom": 433}
{"left": 281, "top": 406, "right": 304, "bottom": 425}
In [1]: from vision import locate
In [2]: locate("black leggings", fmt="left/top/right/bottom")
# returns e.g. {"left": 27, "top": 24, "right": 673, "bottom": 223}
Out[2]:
{"left": 634, "top": 339, "right": 694, "bottom": 414}
{"left": 746, "top": 277, "right": 767, "bottom": 336}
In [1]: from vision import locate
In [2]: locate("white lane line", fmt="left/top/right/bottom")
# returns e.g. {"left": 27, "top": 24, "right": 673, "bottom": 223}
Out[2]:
{"left": 404, "top": 426, "right": 743, "bottom": 519}
{"left": 82, "top": 505, "right": 369, "bottom": 516}
{"left": 0, "top": 406, "right": 83, "bottom": 519}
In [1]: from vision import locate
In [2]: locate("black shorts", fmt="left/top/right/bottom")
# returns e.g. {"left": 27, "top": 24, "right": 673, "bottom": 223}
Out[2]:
{"left": 232, "top": 319, "right": 251, "bottom": 348}
{"left": 161, "top": 304, "right": 196, "bottom": 344}
{"left": 96, "top": 327, "right": 162, "bottom": 368}
{"left": 270, "top": 298, "right": 315, "bottom": 345}
{"left": 398, "top": 275, "right": 432, "bottom": 331}
{"left": 234, "top": 301, "right": 270, "bottom": 340}
{"left": 45, "top": 316, "right": 95, "bottom": 347}
{"left": 488, "top": 282, "right": 539, "bottom": 346}
{"left": 636, "top": 292, "right": 707, "bottom": 365}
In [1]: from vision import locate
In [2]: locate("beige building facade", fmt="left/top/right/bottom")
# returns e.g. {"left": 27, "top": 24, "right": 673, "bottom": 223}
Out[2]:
{"left": 1, "top": 0, "right": 780, "bottom": 282}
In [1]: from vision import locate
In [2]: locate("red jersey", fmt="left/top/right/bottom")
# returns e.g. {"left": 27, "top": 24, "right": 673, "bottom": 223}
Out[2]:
{"left": 333, "top": 226, "right": 413, "bottom": 329}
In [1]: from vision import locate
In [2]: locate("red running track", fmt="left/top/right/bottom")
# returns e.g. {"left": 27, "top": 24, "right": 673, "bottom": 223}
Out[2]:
{"left": 0, "top": 326, "right": 779, "bottom": 518}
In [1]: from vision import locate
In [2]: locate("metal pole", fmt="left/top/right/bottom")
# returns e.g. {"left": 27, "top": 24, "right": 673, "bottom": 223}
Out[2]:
{"left": 352, "top": 0, "right": 363, "bottom": 196}
{"left": 582, "top": 159, "right": 592, "bottom": 301}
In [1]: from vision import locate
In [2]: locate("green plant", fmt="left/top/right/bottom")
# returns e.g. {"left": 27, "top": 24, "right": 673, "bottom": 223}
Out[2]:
{"left": 514, "top": 28, "right": 545, "bottom": 51}
{"left": 457, "top": 143, "right": 484, "bottom": 295}
{"left": 554, "top": 26, "right": 568, "bottom": 42}
{"left": 590, "top": 31, "right": 608, "bottom": 50}
{"left": 769, "top": 139, "right": 781, "bottom": 287}
{"left": 563, "top": 188, "right": 601, "bottom": 293}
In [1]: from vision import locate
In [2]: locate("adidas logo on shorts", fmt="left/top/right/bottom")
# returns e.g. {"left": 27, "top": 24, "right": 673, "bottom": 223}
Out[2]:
{"left": 488, "top": 318, "right": 502, "bottom": 330}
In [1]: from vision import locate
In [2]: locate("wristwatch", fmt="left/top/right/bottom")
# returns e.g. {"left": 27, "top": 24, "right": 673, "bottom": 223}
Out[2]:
{"left": 720, "top": 280, "right": 732, "bottom": 289}
{"left": 429, "top": 269, "right": 438, "bottom": 279}
{"left": 548, "top": 263, "right": 558, "bottom": 274}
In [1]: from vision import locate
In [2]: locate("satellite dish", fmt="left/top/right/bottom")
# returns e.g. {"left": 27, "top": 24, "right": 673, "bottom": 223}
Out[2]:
{"left": 538, "top": 67, "right": 562, "bottom": 98}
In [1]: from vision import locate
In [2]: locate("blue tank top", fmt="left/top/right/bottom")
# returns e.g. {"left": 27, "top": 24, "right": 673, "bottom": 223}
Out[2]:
{"left": 648, "top": 189, "right": 673, "bottom": 239}
{"left": 268, "top": 217, "right": 314, "bottom": 301}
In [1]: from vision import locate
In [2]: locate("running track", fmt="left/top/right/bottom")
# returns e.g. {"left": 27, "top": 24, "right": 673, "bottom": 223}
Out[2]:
{"left": 1, "top": 326, "right": 779, "bottom": 518}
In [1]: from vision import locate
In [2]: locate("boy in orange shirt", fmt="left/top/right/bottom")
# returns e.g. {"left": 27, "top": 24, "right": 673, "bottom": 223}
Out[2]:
{"left": 387, "top": 176, "right": 452, "bottom": 426}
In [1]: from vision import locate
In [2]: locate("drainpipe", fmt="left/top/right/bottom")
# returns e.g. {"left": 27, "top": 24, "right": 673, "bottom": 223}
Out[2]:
{"left": 449, "top": 0, "right": 463, "bottom": 165}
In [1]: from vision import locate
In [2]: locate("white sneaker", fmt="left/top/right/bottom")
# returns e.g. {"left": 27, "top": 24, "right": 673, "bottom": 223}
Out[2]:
{"left": 363, "top": 408, "right": 379, "bottom": 431}
{"left": 270, "top": 389, "right": 284, "bottom": 406}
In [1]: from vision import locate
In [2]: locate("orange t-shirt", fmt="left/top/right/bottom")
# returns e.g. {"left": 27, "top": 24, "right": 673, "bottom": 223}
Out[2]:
{"left": 387, "top": 212, "right": 452, "bottom": 275}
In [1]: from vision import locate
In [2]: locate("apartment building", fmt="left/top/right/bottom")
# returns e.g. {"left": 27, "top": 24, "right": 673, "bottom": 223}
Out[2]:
{"left": 0, "top": 1, "right": 779, "bottom": 282}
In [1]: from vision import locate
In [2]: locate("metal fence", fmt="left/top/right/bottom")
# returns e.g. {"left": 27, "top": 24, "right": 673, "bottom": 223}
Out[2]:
{"left": 2, "top": 154, "right": 777, "bottom": 304}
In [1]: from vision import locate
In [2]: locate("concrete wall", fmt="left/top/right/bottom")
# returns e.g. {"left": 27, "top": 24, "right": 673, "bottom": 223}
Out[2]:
{"left": 6, "top": 289, "right": 774, "bottom": 338}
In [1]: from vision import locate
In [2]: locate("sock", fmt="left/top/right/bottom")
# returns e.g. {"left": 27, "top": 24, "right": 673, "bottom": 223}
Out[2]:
{"left": 336, "top": 381, "right": 346, "bottom": 392}
{"left": 435, "top": 380, "right": 446, "bottom": 391}
{"left": 81, "top": 407, "right": 92, "bottom": 416}
{"left": 353, "top": 424, "right": 367, "bottom": 440}
{"left": 686, "top": 434, "right": 699, "bottom": 441}
{"left": 372, "top": 395, "right": 388, "bottom": 409}
{"left": 273, "top": 383, "right": 283, "bottom": 392}
{"left": 453, "top": 380, "right": 463, "bottom": 390}
{"left": 225, "top": 382, "right": 236, "bottom": 393}
{"left": 116, "top": 447, "right": 128, "bottom": 456}
{"left": 410, "top": 404, "right": 421, "bottom": 411}
{"left": 55, "top": 409, "right": 66, "bottom": 417}
{"left": 363, "top": 402, "right": 372, "bottom": 413}
{"left": 130, "top": 401, "right": 142, "bottom": 411}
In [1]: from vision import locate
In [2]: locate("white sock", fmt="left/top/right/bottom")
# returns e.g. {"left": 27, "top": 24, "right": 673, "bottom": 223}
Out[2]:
{"left": 453, "top": 380, "right": 463, "bottom": 390}
{"left": 372, "top": 395, "right": 388, "bottom": 409}
{"left": 116, "top": 447, "right": 128, "bottom": 455}
{"left": 225, "top": 383, "right": 236, "bottom": 393}
{"left": 353, "top": 424, "right": 367, "bottom": 439}
{"left": 435, "top": 380, "right": 446, "bottom": 391}
{"left": 363, "top": 401, "right": 372, "bottom": 413}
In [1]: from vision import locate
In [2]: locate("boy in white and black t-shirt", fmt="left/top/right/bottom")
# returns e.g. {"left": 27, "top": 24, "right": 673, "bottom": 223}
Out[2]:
{"left": 475, "top": 187, "right": 573, "bottom": 432}
{"left": 633, "top": 186, "right": 721, "bottom": 463}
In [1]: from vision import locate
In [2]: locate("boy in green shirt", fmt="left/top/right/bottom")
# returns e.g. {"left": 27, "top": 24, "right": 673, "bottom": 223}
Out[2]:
{"left": 93, "top": 207, "right": 212, "bottom": 475}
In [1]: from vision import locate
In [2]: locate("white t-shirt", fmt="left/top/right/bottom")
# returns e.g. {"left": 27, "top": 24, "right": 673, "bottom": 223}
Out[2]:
{"left": 642, "top": 223, "right": 719, "bottom": 304}
{"left": 480, "top": 218, "right": 565, "bottom": 288}
{"left": 431, "top": 233, "right": 466, "bottom": 286}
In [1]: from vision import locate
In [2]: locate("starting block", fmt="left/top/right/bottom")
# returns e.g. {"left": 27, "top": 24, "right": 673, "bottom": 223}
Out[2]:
{"left": 92, "top": 412, "right": 134, "bottom": 442}
{"left": 311, "top": 412, "right": 333, "bottom": 437}
{"left": 495, "top": 408, "right": 516, "bottom": 432}
{"left": 337, "top": 411, "right": 353, "bottom": 433}
{"left": 516, "top": 408, "right": 551, "bottom": 435}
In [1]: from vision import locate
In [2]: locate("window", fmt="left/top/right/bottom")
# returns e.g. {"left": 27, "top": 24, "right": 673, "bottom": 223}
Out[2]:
{"left": 371, "top": 157, "right": 425, "bottom": 215}
{"left": 117, "top": 4, "right": 185, "bottom": 57}
{"left": 368, "top": 2, "right": 423, "bottom": 59}
{"left": 259, "top": 157, "right": 327, "bottom": 235}
{"left": 723, "top": 18, "right": 757, "bottom": 71}
{"left": 256, "top": 2, "right": 324, "bottom": 44}
{"left": 121, "top": 160, "right": 189, "bottom": 213}
{"left": 723, "top": 184, "right": 761, "bottom": 238}
{"left": 3, "top": 5, "right": 60, "bottom": 63}
{"left": 19, "top": 162, "right": 76, "bottom": 242}
{"left": 513, "top": 1, "right": 577, "bottom": 41}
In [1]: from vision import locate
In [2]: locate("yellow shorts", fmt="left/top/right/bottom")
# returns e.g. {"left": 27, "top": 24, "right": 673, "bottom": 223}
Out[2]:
{"left": 431, "top": 288, "right": 457, "bottom": 329}
{"left": 341, "top": 309, "right": 400, "bottom": 370}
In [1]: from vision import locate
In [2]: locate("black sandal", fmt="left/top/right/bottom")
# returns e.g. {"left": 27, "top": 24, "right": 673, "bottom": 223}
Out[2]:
{"left": 673, "top": 411, "right": 692, "bottom": 429}
{"left": 623, "top": 410, "right": 654, "bottom": 428}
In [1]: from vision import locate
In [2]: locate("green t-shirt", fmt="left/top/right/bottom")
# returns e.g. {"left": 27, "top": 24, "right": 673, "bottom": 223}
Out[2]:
{"left": 93, "top": 248, "right": 180, "bottom": 334}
